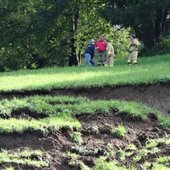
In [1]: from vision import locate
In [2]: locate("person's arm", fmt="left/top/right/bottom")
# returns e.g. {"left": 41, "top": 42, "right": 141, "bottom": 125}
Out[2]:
{"left": 95, "top": 41, "right": 100, "bottom": 50}
{"left": 112, "top": 46, "right": 115, "bottom": 56}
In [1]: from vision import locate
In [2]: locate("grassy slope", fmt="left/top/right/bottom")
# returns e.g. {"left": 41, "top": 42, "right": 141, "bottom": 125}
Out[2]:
{"left": 0, "top": 96, "right": 169, "bottom": 134}
{"left": 0, "top": 54, "right": 169, "bottom": 92}
{"left": 0, "top": 54, "right": 169, "bottom": 169}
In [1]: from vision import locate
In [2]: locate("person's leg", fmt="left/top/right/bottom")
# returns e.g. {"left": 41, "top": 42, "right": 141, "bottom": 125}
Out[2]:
{"left": 85, "top": 53, "right": 91, "bottom": 66}
{"left": 90, "top": 59, "right": 95, "bottom": 66}
{"left": 96, "top": 51, "right": 102, "bottom": 66}
{"left": 101, "top": 51, "right": 106, "bottom": 66}
{"left": 104, "top": 56, "right": 109, "bottom": 66}
{"left": 128, "top": 53, "right": 132, "bottom": 64}
{"left": 108, "top": 55, "right": 113, "bottom": 66}
{"left": 132, "top": 51, "right": 138, "bottom": 64}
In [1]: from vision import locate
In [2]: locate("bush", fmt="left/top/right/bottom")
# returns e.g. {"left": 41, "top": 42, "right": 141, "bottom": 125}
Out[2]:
{"left": 140, "top": 38, "right": 170, "bottom": 56}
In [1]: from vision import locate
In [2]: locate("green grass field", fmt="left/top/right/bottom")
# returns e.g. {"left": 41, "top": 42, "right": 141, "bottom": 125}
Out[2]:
{"left": 0, "top": 54, "right": 169, "bottom": 92}
{"left": 0, "top": 54, "right": 169, "bottom": 170}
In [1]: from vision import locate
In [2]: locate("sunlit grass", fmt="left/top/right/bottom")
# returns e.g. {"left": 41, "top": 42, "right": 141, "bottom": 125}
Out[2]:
{"left": 0, "top": 54, "right": 169, "bottom": 91}
{"left": 0, "top": 116, "right": 80, "bottom": 134}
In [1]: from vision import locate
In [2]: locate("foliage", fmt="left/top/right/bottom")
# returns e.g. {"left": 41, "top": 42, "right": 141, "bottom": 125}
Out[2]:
{"left": 76, "top": 6, "right": 131, "bottom": 61}
{"left": 0, "top": 0, "right": 131, "bottom": 70}
{"left": 101, "top": 0, "right": 170, "bottom": 48}
{"left": 93, "top": 157, "right": 114, "bottom": 170}
{"left": 141, "top": 38, "right": 170, "bottom": 56}
{"left": 0, "top": 0, "right": 69, "bottom": 70}
{"left": 0, "top": 0, "right": 170, "bottom": 70}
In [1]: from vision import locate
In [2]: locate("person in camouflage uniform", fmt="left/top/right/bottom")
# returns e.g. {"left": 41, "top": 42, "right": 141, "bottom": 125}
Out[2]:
{"left": 104, "top": 40, "right": 115, "bottom": 67}
{"left": 128, "top": 34, "right": 140, "bottom": 64}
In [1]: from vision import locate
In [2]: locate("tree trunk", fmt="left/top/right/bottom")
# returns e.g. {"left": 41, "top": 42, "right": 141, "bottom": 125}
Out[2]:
{"left": 68, "top": 9, "right": 79, "bottom": 66}
{"left": 155, "top": 9, "right": 168, "bottom": 42}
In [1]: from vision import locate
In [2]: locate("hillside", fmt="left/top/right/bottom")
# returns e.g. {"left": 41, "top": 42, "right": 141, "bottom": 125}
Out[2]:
{"left": 0, "top": 54, "right": 169, "bottom": 170}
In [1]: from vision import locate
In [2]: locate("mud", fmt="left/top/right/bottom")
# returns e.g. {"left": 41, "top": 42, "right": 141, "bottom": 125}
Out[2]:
{"left": 0, "top": 113, "right": 169, "bottom": 169}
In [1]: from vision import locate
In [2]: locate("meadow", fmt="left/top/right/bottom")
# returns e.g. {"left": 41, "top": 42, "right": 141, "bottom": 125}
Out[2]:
{"left": 0, "top": 54, "right": 169, "bottom": 92}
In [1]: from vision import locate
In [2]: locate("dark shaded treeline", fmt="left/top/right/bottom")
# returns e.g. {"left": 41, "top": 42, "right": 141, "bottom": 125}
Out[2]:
{"left": 0, "top": 0, "right": 170, "bottom": 69}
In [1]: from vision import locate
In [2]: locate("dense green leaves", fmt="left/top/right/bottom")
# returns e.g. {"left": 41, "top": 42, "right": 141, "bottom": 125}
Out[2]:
{"left": 101, "top": 0, "right": 170, "bottom": 48}
{"left": 0, "top": 0, "right": 169, "bottom": 71}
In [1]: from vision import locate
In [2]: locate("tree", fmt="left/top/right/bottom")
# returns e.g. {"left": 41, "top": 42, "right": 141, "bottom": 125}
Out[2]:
{"left": 0, "top": 0, "right": 68, "bottom": 70}
{"left": 100, "top": 0, "right": 170, "bottom": 48}
{"left": 0, "top": 0, "right": 130, "bottom": 70}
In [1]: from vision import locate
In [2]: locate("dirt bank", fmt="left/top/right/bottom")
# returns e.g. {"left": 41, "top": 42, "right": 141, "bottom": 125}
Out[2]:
{"left": 0, "top": 113, "right": 169, "bottom": 170}
{"left": 0, "top": 83, "right": 169, "bottom": 113}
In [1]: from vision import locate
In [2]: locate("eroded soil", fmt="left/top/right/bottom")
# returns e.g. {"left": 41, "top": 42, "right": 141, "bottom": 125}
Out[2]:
{"left": 0, "top": 83, "right": 169, "bottom": 113}
{"left": 0, "top": 113, "right": 169, "bottom": 169}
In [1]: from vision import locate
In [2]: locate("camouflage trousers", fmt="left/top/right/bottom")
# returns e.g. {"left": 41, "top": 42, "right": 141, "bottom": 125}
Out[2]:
{"left": 104, "top": 54, "right": 114, "bottom": 66}
{"left": 128, "top": 51, "right": 138, "bottom": 64}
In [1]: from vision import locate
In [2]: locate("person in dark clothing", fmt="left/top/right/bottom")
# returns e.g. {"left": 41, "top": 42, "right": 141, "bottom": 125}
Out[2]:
{"left": 85, "top": 39, "right": 95, "bottom": 67}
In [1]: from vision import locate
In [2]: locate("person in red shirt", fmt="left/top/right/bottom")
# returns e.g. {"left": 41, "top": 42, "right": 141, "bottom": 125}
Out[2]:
{"left": 95, "top": 34, "right": 107, "bottom": 66}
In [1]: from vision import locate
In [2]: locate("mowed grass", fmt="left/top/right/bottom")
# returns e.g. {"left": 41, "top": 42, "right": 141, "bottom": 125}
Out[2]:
{"left": 0, "top": 54, "right": 169, "bottom": 92}
{"left": 0, "top": 96, "right": 169, "bottom": 134}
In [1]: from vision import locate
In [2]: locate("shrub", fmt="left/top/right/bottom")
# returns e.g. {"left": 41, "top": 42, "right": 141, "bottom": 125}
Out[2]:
{"left": 140, "top": 38, "right": 170, "bottom": 56}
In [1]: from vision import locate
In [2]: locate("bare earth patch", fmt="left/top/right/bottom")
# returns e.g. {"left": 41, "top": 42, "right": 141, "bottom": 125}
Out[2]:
{"left": 0, "top": 83, "right": 169, "bottom": 113}
{"left": 0, "top": 112, "right": 169, "bottom": 169}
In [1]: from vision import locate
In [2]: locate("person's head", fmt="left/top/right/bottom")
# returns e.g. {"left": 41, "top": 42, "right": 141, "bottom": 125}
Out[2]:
{"left": 130, "top": 33, "right": 136, "bottom": 41}
{"left": 90, "top": 39, "right": 95, "bottom": 44}
{"left": 105, "top": 39, "right": 109, "bottom": 45}
{"left": 99, "top": 34, "right": 104, "bottom": 41}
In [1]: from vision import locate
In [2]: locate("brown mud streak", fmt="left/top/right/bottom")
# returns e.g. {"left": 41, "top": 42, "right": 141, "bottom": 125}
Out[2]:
{"left": 0, "top": 83, "right": 169, "bottom": 113}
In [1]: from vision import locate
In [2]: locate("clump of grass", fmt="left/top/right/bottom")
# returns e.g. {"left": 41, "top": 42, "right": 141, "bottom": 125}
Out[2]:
{"left": 156, "top": 156, "right": 170, "bottom": 164}
{"left": 66, "top": 152, "right": 91, "bottom": 170}
{"left": 70, "top": 132, "right": 83, "bottom": 144}
{"left": 112, "top": 125, "right": 127, "bottom": 138}
{"left": 93, "top": 157, "right": 127, "bottom": 170}
{"left": 66, "top": 152, "right": 78, "bottom": 168}
{"left": 0, "top": 149, "right": 50, "bottom": 168}
{"left": 126, "top": 144, "right": 137, "bottom": 151}
{"left": 0, "top": 116, "right": 80, "bottom": 135}
{"left": 151, "top": 163, "right": 170, "bottom": 170}
{"left": 145, "top": 137, "right": 170, "bottom": 149}
{"left": 117, "top": 149, "right": 126, "bottom": 161}
{"left": 4, "top": 167, "right": 15, "bottom": 170}
{"left": 91, "top": 126, "right": 100, "bottom": 135}
{"left": 106, "top": 143, "right": 114, "bottom": 157}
